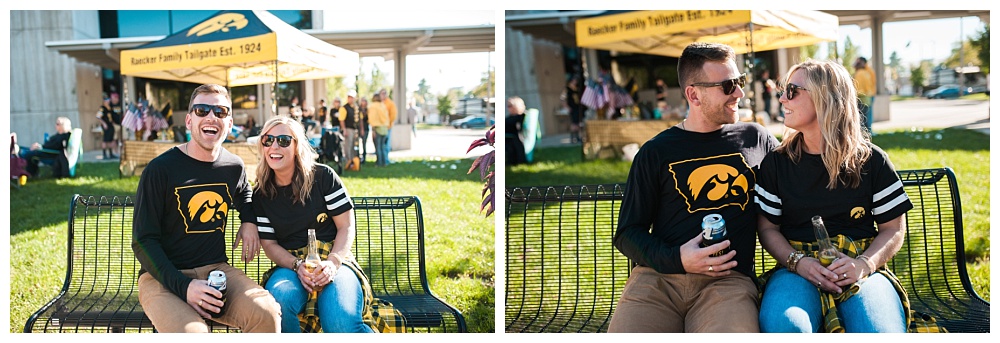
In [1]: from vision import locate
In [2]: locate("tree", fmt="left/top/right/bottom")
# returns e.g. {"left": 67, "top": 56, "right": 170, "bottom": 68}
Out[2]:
{"left": 436, "top": 94, "right": 453, "bottom": 123}
{"left": 840, "top": 35, "right": 861, "bottom": 74}
{"left": 413, "top": 78, "right": 433, "bottom": 114}
{"left": 969, "top": 24, "right": 989, "bottom": 73}
{"left": 887, "top": 51, "right": 904, "bottom": 94}
{"left": 357, "top": 64, "right": 390, "bottom": 99}
{"left": 800, "top": 44, "right": 821, "bottom": 61}
{"left": 944, "top": 40, "right": 982, "bottom": 68}
{"left": 469, "top": 70, "right": 495, "bottom": 98}
{"left": 910, "top": 64, "right": 927, "bottom": 96}
{"left": 325, "top": 76, "right": 348, "bottom": 101}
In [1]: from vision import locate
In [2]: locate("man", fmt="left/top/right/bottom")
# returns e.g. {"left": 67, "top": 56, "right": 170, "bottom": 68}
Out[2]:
{"left": 379, "top": 89, "right": 397, "bottom": 151}
{"left": 110, "top": 92, "right": 123, "bottom": 156}
{"left": 317, "top": 99, "right": 329, "bottom": 129}
{"left": 329, "top": 97, "right": 343, "bottom": 129}
{"left": 853, "top": 57, "right": 876, "bottom": 134}
{"left": 18, "top": 116, "right": 73, "bottom": 177}
{"left": 97, "top": 96, "right": 118, "bottom": 159}
{"left": 339, "top": 90, "right": 362, "bottom": 168}
{"left": 131, "top": 84, "right": 281, "bottom": 333}
{"left": 405, "top": 100, "right": 419, "bottom": 137}
{"left": 608, "top": 43, "right": 778, "bottom": 333}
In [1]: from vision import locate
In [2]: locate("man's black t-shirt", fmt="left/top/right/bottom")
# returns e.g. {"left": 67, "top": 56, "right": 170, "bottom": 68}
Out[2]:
{"left": 42, "top": 132, "right": 71, "bottom": 151}
{"left": 254, "top": 164, "right": 354, "bottom": 250}
{"left": 131, "top": 147, "right": 255, "bottom": 300}
{"left": 615, "top": 122, "right": 778, "bottom": 278}
{"left": 754, "top": 142, "right": 913, "bottom": 242}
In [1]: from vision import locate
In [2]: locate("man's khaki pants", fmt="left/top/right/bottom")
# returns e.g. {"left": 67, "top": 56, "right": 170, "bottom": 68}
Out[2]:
{"left": 138, "top": 262, "right": 281, "bottom": 332}
{"left": 608, "top": 266, "right": 760, "bottom": 333}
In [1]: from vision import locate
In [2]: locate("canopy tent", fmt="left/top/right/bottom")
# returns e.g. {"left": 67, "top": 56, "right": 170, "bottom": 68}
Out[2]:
{"left": 120, "top": 10, "right": 359, "bottom": 87}
{"left": 575, "top": 10, "right": 839, "bottom": 57}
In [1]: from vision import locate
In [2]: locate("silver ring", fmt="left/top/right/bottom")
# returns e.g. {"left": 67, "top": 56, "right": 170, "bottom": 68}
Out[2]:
{"left": 198, "top": 300, "right": 203, "bottom": 307}
{"left": 708, "top": 265, "right": 714, "bottom": 272}
{"left": 816, "top": 282, "right": 822, "bottom": 287}
{"left": 842, "top": 273, "right": 848, "bottom": 279}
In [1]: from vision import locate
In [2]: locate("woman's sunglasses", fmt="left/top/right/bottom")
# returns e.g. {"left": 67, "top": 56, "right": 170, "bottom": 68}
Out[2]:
{"left": 691, "top": 73, "right": 747, "bottom": 95}
{"left": 777, "top": 83, "right": 809, "bottom": 101}
{"left": 191, "top": 104, "right": 232, "bottom": 118}
{"left": 261, "top": 134, "right": 294, "bottom": 148}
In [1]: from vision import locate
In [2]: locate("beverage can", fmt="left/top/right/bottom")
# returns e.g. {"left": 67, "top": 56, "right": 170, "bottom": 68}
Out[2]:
{"left": 700, "top": 214, "right": 727, "bottom": 257}
{"left": 207, "top": 270, "right": 227, "bottom": 318}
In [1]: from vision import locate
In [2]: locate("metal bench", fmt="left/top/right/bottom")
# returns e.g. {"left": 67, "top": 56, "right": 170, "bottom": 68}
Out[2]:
{"left": 24, "top": 194, "right": 466, "bottom": 333}
{"left": 504, "top": 168, "right": 988, "bottom": 332}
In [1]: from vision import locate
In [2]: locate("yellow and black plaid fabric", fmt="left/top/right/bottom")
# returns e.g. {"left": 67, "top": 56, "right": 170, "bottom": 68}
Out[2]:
{"left": 758, "top": 235, "right": 947, "bottom": 333}
{"left": 259, "top": 240, "right": 407, "bottom": 333}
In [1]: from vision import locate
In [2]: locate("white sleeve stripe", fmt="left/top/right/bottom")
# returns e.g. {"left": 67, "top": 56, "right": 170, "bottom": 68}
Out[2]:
{"left": 258, "top": 226, "right": 275, "bottom": 233}
{"left": 325, "top": 187, "right": 346, "bottom": 201}
{"left": 873, "top": 180, "right": 904, "bottom": 203}
{"left": 755, "top": 184, "right": 782, "bottom": 204}
{"left": 873, "top": 193, "right": 909, "bottom": 215}
{"left": 256, "top": 216, "right": 270, "bottom": 224}
{"left": 327, "top": 197, "right": 350, "bottom": 211}
{"left": 755, "top": 197, "right": 782, "bottom": 216}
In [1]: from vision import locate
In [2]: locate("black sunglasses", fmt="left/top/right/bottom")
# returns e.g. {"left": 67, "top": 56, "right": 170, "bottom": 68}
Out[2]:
{"left": 691, "top": 73, "right": 747, "bottom": 95}
{"left": 777, "top": 83, "right": 809, "bottom": 101}
{"left": 191, "top": 104, "right": 232, "bottom": 118}
{"left": 261, "top": 134, "right": 295, "bottom": 148}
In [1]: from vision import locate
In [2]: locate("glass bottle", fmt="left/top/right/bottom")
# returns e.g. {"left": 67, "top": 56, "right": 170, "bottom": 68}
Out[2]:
{"left": 304, "top": 229, "right": 324, "bottom": 294}
{"left": 812, "top": 215, "right": 839, "bottom": 266}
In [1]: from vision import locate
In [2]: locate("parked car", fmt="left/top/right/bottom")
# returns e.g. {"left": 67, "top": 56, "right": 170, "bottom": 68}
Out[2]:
{"left": 925, "top": 85, "right": 963, "bottom": 99}
{"left": 451, "top": 115, "right": 495, "bottom": 129}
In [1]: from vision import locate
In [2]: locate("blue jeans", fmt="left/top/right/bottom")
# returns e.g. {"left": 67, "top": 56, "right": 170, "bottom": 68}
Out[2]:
{"left": 264, "top": 265, "right": 373, "bottom": 333}
{"left": 759, "top": 268, "right": 906, "bottom": 332}
{"left": 373, "top": 131, "right": 390, "bottom": 166}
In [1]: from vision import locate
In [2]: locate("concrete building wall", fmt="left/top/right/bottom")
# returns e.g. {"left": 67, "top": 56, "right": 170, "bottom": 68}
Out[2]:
{"left": 504, "top": 27, "right": 566, "bottom": 136}
{"left": 10, "top": 11, "right": 100, "bottom": 149}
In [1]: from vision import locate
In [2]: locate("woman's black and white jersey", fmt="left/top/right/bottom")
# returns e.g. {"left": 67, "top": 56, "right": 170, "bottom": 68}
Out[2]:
{"left": 754, "top": 142, "right": 912, "bottom": 242}
{"left": 254, "top": 164, "right": 353, "bottom": 250}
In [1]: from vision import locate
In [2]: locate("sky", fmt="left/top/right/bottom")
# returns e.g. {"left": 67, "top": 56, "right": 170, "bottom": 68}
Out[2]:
{"left": 835, "top": 16, "right": 986, "bottom": 67}
{"left": 321, "top": 10, "right": 496, "bottom": 97}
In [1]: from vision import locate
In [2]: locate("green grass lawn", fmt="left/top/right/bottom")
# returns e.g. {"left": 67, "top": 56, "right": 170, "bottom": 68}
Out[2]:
{"left": 507, "top": 127, "right": 989, "bottom": 302}
{"left": 10, "top": 158, "right": 495, "bottom": 333}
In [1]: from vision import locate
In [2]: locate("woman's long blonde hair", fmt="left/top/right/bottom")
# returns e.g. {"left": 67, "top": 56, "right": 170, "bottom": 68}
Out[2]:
{"left": 254, "top": 116, "right": 319, "bottom": 205}
{"left": 777, "top": 60, "right": 871, "bottom": 190}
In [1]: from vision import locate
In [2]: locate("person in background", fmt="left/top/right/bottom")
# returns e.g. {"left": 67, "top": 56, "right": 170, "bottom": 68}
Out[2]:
{"left": 357, "top": 97, "right": 370, "bottom": 163}
{"left": 367, "top": 93, "right": 391, "bottom": 167}
{"left": 505, "top": 96, "right": 527, "bottom": 166}
{"left": 853, "top": 57, "right": 876, "bottom": 135}
{"left": 379, "top": 89, "right": 397, "bottom": 152}
{"left": 317, "top": 99, "right": 329, "bottom": 129}
{"left": 339, "top": 90, "right": 361, "bottom": 168}
{"left": 18, "top": 116, "right": 74, "bottom": 177}
{"left": 97, "top": 96, "right": 118, "bottom": 159}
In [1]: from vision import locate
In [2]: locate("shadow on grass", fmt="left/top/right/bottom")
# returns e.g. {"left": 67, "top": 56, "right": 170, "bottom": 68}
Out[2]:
{"left": 10, "top": 162, "right": 139, "bottom": 236}
{"left": 872, "top": 128, "right": 989, "bottom": 152}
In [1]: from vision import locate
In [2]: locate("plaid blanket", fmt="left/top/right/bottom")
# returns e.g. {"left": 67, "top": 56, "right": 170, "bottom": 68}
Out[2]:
{"left": 758, "top": 235, "right": 947, "bottom": 333}
{"left": 259, "top": 240, "right": 406, "bottom": 333}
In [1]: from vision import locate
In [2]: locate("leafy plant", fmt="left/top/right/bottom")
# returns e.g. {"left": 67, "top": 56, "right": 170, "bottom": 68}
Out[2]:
{"left": 467, "top": 125, "right": 495, "bottom": 216}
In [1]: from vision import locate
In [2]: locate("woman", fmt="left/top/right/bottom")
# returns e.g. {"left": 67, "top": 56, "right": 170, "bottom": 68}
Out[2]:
{"left": 357, "top": 97, "right": 369, "bottom": 163}
{"left": 97, "top": 97, "right": 118, "bottom": 159}
{"left": 252, "top": 116, "right": 375, "bottom": 333}
{"left": 754, "top": 60, "right": 913, "bottom": 333}
{"left": 367, "top": 93, "right": 390, "bottom": 167}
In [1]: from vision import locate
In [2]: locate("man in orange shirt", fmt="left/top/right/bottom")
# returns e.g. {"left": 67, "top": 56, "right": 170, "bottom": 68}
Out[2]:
{"left": 379, "top": 89, "right": 397, "bottom": 151}
{"left": 853, "top": 57, "right": 876, "bottom": 134}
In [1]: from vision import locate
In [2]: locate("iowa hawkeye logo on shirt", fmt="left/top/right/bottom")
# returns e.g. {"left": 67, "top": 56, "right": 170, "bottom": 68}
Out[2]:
{"left": 174, "top": 183, "right": 233, "bottom": 234}
{"left": 668, "top": 153, "right": 754, "bottom": 213}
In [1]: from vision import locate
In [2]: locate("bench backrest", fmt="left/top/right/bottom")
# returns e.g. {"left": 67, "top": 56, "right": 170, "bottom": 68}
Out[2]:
{"left": 28, "top": 194, "right": 431, "bottom": 332}
{"left": 505, "top": 168, "right": 987, "bottom": 333}
{"left": 505, "top": 184, "right": 631, "bottom": 333}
